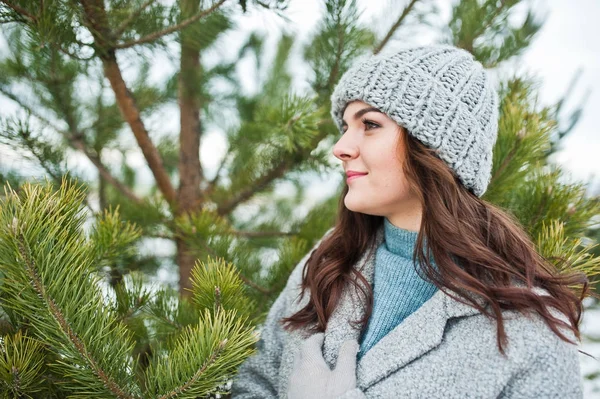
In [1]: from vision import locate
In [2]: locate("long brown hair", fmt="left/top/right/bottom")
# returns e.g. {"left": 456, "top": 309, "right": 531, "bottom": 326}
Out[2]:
{"left": 282, "top": 125, "right": 591, "bottom": 355}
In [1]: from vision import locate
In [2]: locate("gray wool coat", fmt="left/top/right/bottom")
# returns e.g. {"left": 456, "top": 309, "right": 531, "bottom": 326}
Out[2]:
{"left": 231, "top": 227, "right": 584, "bottom": 398}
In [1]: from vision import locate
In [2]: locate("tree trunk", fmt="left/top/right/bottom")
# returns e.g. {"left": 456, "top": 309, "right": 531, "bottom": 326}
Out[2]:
{"left": 80, "top": 0, "right": 176, "bottom": 205}
{"left": 177, "top": 0, "right": 204, "bottom": 297}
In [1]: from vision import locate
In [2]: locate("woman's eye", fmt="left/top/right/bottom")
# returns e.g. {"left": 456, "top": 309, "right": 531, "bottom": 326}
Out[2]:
{"left": 363, "top": 119, "right": 380, "bottom": 130}
{"left": 341, "top": 120, "right": 379, "bottom": 134}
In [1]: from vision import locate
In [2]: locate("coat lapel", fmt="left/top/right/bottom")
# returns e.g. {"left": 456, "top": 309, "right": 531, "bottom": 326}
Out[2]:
{"left": 322, "top": 223, "right": 487, "bottom": 390}
{"left": 322, "top": 225, "right": 383, "bottom": 368}
{"left": 357, "top": 287, "right": 483, "bottom": 389}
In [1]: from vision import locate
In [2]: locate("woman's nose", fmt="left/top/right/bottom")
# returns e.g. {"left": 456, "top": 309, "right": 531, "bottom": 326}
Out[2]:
{"left": 333, "top": 135, "right": 359, "bottom": 161}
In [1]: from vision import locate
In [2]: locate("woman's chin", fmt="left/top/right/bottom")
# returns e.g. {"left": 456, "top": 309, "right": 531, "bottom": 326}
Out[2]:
{"left": 344, "top": 197, "right": 368, "bottom": 214}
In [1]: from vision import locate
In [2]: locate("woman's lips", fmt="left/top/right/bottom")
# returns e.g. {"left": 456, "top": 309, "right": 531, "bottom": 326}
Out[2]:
{"left": 347, "top": 173, "right": 367, "bottom": 183}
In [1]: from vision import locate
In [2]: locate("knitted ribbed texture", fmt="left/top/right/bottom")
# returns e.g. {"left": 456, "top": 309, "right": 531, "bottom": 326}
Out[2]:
{"left": 358, "top": 218, "right": 438, "bottom": 357}
{"left": 330, "top": 45, "right": 499, "bottom": 197}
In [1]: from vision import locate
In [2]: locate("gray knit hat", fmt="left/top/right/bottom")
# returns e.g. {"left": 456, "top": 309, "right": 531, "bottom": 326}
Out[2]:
{"left": 330, "top": 45, "right": 499, "bottom": 197}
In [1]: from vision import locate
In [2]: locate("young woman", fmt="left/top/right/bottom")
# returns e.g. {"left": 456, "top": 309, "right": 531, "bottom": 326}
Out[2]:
{"left": 231, "top": 45, "right": 589, "bottom": 398}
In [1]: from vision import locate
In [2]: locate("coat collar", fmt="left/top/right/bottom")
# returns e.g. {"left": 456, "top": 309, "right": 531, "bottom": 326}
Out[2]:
{"left": 322, "top": 223, "right": 486, "bottom": 390}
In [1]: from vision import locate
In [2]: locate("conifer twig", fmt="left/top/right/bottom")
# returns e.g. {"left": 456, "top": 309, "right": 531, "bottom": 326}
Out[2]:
{"left": 69, "top": 137, "right": 144, "bottom": 205}
{"left": 326, "top": 19, "right": 345, "bottom": 90}
{"left": 80, "top": 0, "right": 177, "bottom": 204}
{"left": 203, "top": 144, "right": 231, "bottom": 199}
{"left": 15, "top": 234, "right": 138, "bottom": 399}
{"left": 216, "top": 158, "right": 290, "bottom": 216}
{"left": 214, "top": 119, "right": 332, "bottom": 215}
{"left": 491, "top": 145, "right": 517, "bottom": 185}
{"left": 190, "top": 232, "right": 272, "bottom": 295}
{"left": 113, "top": 0, "right": 156, "bottom": 38}
{"left": 231, "top": 229, "right": 296, "bottom": 238}
{"left": 114, "top": 0, "right": 227, "bottom": 49}
{"left": 9, "top": 124, "right": 63, "bottom": 185}
{"left": 0, "top": 1, "right": 37, "bottom": 22}
{"left": 238, "top": 273, "right": 272, "bottom": 295}
{"left": 156, "top": 339, "right": 227, "bottom": 399}
{"left": 373, "top": 0, "right": 420, "bottom": 55}
{"left": 0, "top": 87, "right": 143, "bottom": 204}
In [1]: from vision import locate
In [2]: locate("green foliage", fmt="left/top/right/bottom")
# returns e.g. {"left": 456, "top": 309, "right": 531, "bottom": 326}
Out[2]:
{"left": 0, "top": 180, "right": 142, "bottom": 397}
{"left": 537, "top": 220, "right": 600, "bottom": 280}
{"left": 0, "top": 331, "right": 47, "bottom": 398}
{"left": 0, "top": 116, "right": 67, "bottom": 181}
{"left": 304, "top": 0, "right": 376, "bottom": 99}
{"left": 448, "top": 0, "right": 544, "bottom": 67}
{"left": 190, "top": 257, "right": 255, "bottom": 320}
{"left": 108, "top": 0, "right": 174, "bottom": 44}
{"left": 91, "top": 206, "right": 143, "bottom": 268}
{"left": 143, "top": 309, "right": 256, "bottom": 398}
{"left": 0, "top": 180, "right": 257, "bottom": 398}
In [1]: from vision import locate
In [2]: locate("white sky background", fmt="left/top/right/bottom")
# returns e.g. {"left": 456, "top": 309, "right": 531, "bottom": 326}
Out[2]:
{"left": 0, "top": 0, "right": 599, "bottom": 394}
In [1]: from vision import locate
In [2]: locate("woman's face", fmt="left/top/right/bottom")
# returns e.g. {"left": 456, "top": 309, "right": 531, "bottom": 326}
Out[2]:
{"left": 332, "top": 100, "right": 422, "bottom": 230}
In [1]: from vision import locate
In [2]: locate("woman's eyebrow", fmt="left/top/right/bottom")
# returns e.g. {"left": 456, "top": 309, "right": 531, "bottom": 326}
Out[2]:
{"left": 341, "top": 107, "right": 382, "bottom": 125}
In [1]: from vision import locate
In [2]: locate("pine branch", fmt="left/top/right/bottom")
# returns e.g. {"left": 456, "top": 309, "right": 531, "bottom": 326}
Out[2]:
{"left": 78, "top": 1, "right": 177, "bottom": 204}
{"left": 212, "top": 97, "right": 329, "bottom": 217}
{"left": 454, "top": 0, "right": 509, "bottom": 54}
{"left": 193, "top": 231, "right": 272, "bottom": 295}
{"left": 70, "top": 137, "right": 144, "bottom": 205}
{"left": 0, "top": 88, "right": 143, "bottom": 204}
{"left": 203, "top": 143, "right": 231, "bottom": 200}
{"left": 231, "top": 229, "right": 296, "bottom": 238}
{"left": 0, "top": 331, "right": 47, "bottom": 396}
{"left": 490, "top": 143, "right": 518, "bottom": 186}
{"left": 307, "top": 1, "right": 376, "bottom": 96}
{"left": 472, "top": 0, "right": 507, "bottom": 40}
{"left": 101, "top": 59, "right": 177, "bottom": 204}
{"left": 216, "top": 156, "right": 292, "bottom": 216}
{"left": 113, "top": 0, "right": 156, "bottom": 38}
{"left": 145, "top": 308, "right": 256, "bottom": 397}
{"left": 15, "top": 233, "right": 138, "bottom": 399}
{"left": 326, "top": 16, "right": 344, "bottom": 90}
{"left": 114, "top": 0, "right": 227, "bottom": 50}
{"left": 0, "top": 183, "right": 151, "bottom": 396}
{"left": 156, "top": 340, "right": 226, "bottom": 399}
{"left": 0, "top": 1, "right": 37, "bottom": 22}
{"left": 8, "top": 119, "right": 63, "bottom": 185}
{"left": 530, "top": 185, "right": 551, "bottom": 232}
{"left": 373, "top": 0, "right": 420, "bottom": 55}
{"left": 238, "top": 272, "right": 271, "bottom": 295}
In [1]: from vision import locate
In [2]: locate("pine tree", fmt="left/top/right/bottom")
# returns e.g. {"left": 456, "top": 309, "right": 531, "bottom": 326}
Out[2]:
{"left": 0, "top": 180, "right": 257, "bottom": 397}
{"left": 1, "top": 0, "right": 599, "bottom": 396}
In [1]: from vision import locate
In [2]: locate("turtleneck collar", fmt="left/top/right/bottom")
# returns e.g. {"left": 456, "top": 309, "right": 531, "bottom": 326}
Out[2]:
{"left": 383, "top": 217, "right": 421, "bottom": 259}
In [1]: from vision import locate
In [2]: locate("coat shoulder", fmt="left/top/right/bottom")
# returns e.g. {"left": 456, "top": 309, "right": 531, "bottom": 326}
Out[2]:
{"left": 447, "top": 292, "right": 581, "bottom": 366}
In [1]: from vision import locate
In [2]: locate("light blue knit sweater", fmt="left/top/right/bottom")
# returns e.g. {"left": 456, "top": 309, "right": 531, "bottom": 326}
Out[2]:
{"left": 358, "top": 218, "right": 439, "bottom": 357}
